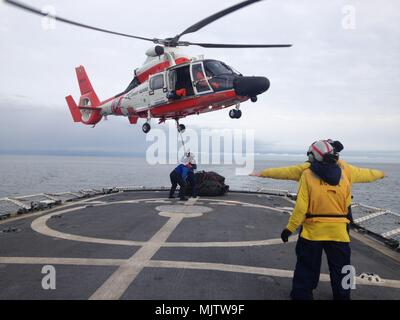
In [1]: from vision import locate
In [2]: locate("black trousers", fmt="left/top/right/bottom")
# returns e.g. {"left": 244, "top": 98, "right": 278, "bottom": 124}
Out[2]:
{"left": 291, "top": 237, "right": 351, "bottom": 300}
{"left": 186, "top": 171, "right": 197, "bottom": 197}
{"left": 169, "top": 170, "right": 186, "bottom": 198}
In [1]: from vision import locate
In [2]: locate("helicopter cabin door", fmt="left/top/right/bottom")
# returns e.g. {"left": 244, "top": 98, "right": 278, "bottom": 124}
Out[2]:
{"left": 190, "top": 62, "right": 213, "bottom": 95}
{"left": 148, "top": 73, "right": 168, "bottom": 107}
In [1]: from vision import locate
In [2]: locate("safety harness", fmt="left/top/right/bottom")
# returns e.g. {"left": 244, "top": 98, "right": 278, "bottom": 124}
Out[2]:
{"left": 305, "top": 213, "right": 351, "bottom": 224}
{"left": 305, "top": 213, "right": 350, "bottom": 219}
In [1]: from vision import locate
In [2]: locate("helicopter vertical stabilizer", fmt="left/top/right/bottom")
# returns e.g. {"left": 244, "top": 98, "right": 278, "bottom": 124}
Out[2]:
{"left": 65, "top": 95, "right": 81, "bottom": 122}
{"left": 75, "top": 65, "right": 100, "bottom": 106}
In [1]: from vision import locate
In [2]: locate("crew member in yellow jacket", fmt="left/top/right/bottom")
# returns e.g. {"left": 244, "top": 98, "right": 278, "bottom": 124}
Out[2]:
{"left": 253, "top": 140, "right": 384, "bottom": 300}
{"left": 250, "top": 139, "right": 385, "bottom": 222}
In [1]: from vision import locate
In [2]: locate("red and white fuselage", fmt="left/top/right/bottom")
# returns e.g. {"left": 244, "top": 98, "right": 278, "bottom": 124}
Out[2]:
{"left": 66, "top": 46, "right": 269, "bottom": 131}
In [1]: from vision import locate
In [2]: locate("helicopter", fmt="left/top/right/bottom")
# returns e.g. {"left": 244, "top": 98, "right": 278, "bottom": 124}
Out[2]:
{"left": 5, "top": 0, "right": 292, "bottom": 134}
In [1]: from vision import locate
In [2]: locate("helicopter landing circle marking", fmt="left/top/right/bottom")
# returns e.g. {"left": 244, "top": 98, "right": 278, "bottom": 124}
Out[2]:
{"left": 31, "top": 198, "right": 291, "bottom": 248}
{"left": 156, "top": 204, "right": 212, "bottom": 218}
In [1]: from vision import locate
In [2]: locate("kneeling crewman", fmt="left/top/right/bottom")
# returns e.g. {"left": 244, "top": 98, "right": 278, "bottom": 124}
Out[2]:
{"left": 169, "top": 163, "right": 193, "bottom": 201}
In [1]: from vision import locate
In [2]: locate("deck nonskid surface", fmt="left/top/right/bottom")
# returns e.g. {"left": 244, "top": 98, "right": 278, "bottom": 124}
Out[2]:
{"left": 0, "top": 191, "right": 399, "bottom": 299}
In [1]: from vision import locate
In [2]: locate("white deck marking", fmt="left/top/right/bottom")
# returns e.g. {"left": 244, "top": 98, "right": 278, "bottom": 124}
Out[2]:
{"left": 241, "top": 204, "right": 264, "bottom": 208}
{"left": 278, "top": 207, "right": 295, "bottom": 212}
{"left": 1, "top": 256, "right": 399, "bottom": 290}
{"left": 156, "top": 205, "right": 211, "bottom": 215}
{"left": 85, "top": 201, "right": 108, "bottom": 205}
{"left": 4, "top": 196, "right": 395, "bottom": 299}
{"left": 89, "top": 215, "right": 184, "bottom": 300}
{"left": 30, "top": 198, "right": 291, "bottom": 248}
{"left": 0, "top": 256, "right": 124, "bottom": 266}
{"left": 149, "top": 260, "right": 295, "bottom": 278}
{"left": 147, "top": 260, "right": 400, "bottom": 289}
{"left": 207, "top": 199, "right": 286, "bottom": 212}
{"left": 144, "top": 200, "right": 172, "bottom": 204}
{"left": 164, "top": 237, "right": 297, "bottom": 247}
{"left": 89, "top": 198, "right": 205, "bottom": 299}
{"left": 32, "top": 207, "right": 296, "bottom": 248}
{"left": 184, "top": 197, "right": 199, "bottom": 206}
{"left": 213, "top": 202, "right": 237, "bottom": 206}
{"left": 31, "top": 207, "right": 145, "bottom": 247}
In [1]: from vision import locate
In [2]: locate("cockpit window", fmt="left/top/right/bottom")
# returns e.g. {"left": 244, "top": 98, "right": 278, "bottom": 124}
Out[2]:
{"left": 150, "top": 74, "right": 164, "bottom": 90}
{"left": 202, "top": 60, "right": 239, "bottom": 92}
{"left": 191, "top": 63, "right": 212, "bottom": 93}
{"left": 204, "top": 60, "right": 237, "bottom": 77}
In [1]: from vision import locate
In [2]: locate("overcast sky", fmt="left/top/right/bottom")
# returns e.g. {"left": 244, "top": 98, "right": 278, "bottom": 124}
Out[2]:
{"left": 0, "top": 0, "right": 399, "bottom": 156}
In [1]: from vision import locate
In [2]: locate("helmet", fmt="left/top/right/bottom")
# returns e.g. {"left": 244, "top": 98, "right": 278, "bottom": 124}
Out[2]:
{"left": 307, "top": 140, "right": 337, "bottom": 163}
{"left": 183, "top": 152, "right": 196, "bottom": 165}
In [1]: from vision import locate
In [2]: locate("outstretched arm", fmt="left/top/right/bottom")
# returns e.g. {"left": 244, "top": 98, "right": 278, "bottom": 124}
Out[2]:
{"left": 342, "top": 161, "right": 385, "bottom": 183}
{"left": 251, "top": 162, "right": 310, "bottom": 181}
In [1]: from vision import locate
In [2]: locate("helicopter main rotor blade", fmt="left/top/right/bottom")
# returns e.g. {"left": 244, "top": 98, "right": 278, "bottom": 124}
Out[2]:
{"left": 177, "top": 0, "right": 263, "bottom": 40}
{"left": 4, "top": 0, "right": 292, "bottom": 50}
{"left": 4, "top": 0, "right": 158, "bottom": 43}
{"left": 182, "top": 42, "right": 292, "bottom": 48}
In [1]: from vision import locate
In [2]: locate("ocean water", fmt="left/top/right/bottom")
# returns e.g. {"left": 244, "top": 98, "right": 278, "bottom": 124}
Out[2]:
{"left": 0, "top": 154, "right": 399, "bottom": 213}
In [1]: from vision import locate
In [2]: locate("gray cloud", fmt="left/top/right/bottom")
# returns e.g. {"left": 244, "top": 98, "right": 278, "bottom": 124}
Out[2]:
{"left": 0, "top": 0, "right": 399, "bottom": 154}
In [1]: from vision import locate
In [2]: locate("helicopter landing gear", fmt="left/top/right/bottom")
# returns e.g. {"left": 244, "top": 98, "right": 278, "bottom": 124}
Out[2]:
{"left": 251, "top": 96, "right": 258, "bottom": 103}
{"left": 178, "top": 124, "right": 186, "bottom": 133}
{"left": 175, "top": 119, "right": 186, "bottom": 133}
{"left": 229, "top": 104, "right": 242, "bottom": 119}
{"left": 142, "top": 111, "right": 152, "bottom": 134}
{"left": 142, "top": 122, "right": 151, "bottom": 133}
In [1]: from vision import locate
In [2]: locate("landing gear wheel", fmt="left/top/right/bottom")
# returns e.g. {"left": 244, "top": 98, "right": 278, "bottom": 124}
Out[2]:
{"left": 229, "top": 109, "right": 242, "bottom": 119}
{"left": 251, "top": 96, "right": 258, "bottom": 103}
{"left": 142, "top": 123, "right": 151, "bottom": 133}
{"left": 178, "top": 124, "right": 186, "bottom": 133}
{"left": 229, "top": 109, "right": 237, "bottom": 119}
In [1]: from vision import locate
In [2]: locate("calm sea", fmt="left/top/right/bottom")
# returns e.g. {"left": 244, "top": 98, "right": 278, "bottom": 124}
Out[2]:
{"left": 0, "top": 155, "right": 399, "bottom": 213}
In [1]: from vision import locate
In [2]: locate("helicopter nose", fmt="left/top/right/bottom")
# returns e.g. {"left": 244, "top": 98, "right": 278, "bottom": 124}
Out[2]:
{"left": 234, "top": 76, "right": 270, "bottom": 97}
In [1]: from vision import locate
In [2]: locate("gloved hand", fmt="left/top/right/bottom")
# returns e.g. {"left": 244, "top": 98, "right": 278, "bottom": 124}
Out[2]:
{"left": 249, "top": 172, "right": 262, "bottom": 177}
{"left": 281, "top": 228, "right": 292, "bottom": 243}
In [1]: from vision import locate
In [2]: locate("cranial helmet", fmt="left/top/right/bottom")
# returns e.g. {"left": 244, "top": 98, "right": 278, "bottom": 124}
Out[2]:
{"left": 307, "top": 140, "right": 337, "bottom": 163}
{"left": 183, "top": 151, "right": 196, "bottom": 165}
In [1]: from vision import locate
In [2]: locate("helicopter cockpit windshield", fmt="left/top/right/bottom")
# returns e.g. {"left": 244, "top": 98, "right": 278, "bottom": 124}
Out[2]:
{"left": 204, "top": 60, "right": 237, "bottom": 76}
{"left": 167, "top": 60, "right": 242, "bottom": 99}
{"left": 203, "top": 60, "right": 240, "bottom": 92}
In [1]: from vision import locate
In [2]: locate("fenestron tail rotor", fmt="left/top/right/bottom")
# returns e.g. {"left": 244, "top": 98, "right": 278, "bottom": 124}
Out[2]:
{"left": 4, "top": 0, "right": 292, "bottom": 49}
